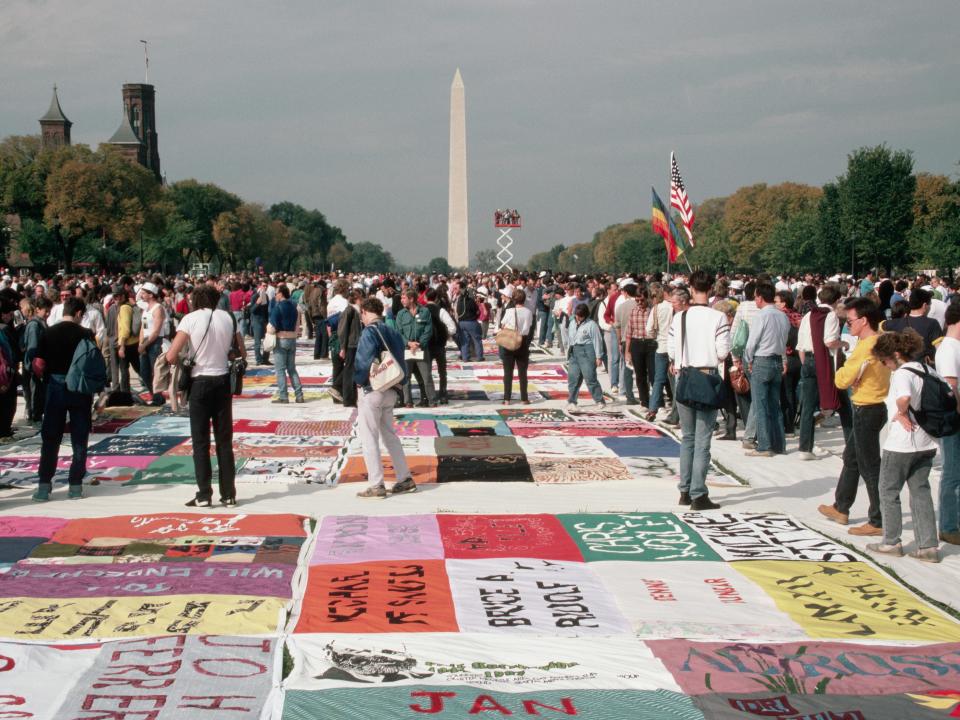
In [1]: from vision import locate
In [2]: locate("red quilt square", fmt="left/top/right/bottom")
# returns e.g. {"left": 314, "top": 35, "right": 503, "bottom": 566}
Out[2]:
{"left": 437, "top": 514, "right": 584, "bottom": 561}
{"left": 294, "top": 559, "right": 459, "bottom": 634}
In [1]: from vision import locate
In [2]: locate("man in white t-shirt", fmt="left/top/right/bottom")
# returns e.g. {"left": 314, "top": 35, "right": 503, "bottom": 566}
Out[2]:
{"left": 166, "top": 285, "right": 244, "bottom": 509}
{"left": 935, "top": 303, "right": 960, "bottom": 545}
{"left": 667, "top": 270, "right": 730, "bottom": 511}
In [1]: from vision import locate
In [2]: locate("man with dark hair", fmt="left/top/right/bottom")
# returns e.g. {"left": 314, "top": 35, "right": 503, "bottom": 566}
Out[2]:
{"left": 667, "top": 270, "right": 730, "bottom": 510}
{"left": 21, "top": 296, "right": 51, "bottom": 424}
{"left": 742, "top": 281, "right": 790, "bottom": 456}
{"left": 819, "top": 298, "right": 890, "bottom": 534}
{"left": 397, "top": 289, "right": 436, "bottom": 408}
{"left": 454, "top": 282, "right": 483, "bottom": 361}
{"left": 883, "top": 288, "right": 942, "bottom": 363}
{"left": 796, "top": 283, "right": 844, "bottom": 460}
{"left": 167, "top": 284, "right": 244, "bottom": 507}
{"left": 33, "top": 297, "right": 95, "bottom": 502}
{"left": 354, "top": 296, "right": 414, "bottom": 498}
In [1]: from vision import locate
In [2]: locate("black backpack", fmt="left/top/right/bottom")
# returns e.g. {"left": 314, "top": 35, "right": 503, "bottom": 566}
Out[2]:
{"left": 426, "top": 304, "right": 448, "bottom": 347}
{"left": 904, "top": 365, "right": 960, "bottom": 438}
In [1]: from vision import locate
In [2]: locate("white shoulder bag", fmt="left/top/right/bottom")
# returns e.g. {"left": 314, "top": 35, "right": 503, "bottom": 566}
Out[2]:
{"left": 369, "top": 324, "right": 404, "bottom": 392}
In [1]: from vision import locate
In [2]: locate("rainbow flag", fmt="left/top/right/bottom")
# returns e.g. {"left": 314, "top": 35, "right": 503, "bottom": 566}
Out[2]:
{"left": 652, "top": 187, "right": 681, "bottom": 262}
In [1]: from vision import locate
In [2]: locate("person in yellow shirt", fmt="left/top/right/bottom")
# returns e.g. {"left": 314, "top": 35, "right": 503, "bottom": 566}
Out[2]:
{"left": 114, "top": 290, "right": 142, "bottom": 395}
{"left": 819, "top": 298, "right": 890, "bottom": 535}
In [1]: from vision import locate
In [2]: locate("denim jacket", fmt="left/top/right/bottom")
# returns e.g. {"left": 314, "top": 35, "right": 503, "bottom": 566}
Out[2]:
{"left": 354, "top": 321, "right": 409, "bottom": 390}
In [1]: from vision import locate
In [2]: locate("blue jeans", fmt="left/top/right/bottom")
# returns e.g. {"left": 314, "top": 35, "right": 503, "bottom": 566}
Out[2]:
{"left": 604, "top": 330, "right": 621, "bottom": 390}
{"left": 274, "top": 337, "right": 303, "bottom": 401}
{"left": 38, "top": 375, "right": 92, "bottom": 488}
{"left": 650, "top": 352, "right": 669, "bottom": 412}
{"left": 141, "top": 339, "right": 163, "bottom": 402}
{"left": 941, "top": 432, "right": 960, "bottom": 533}
{"left": 677, "top": 383, "right": 719, "bottom": 499}
{"left": 537, "top": 310, "right": 554, "bottom": 345}
{"left": 251, "top": 318, "right": 268, "bottom": 364}
{"left": 797, "top": 355, "right": 818, "bottom": 452}
{"left": 458, "top": 320, "right": 483, "bottom": 361}
{"left": 232, "top": 310, "right": 248, "bottom": 338}
{"left": 567, "top": 345, "right": 604, "bottom": 404}
{"left": 752, "top": 355, "right": 785, "bottom": 453}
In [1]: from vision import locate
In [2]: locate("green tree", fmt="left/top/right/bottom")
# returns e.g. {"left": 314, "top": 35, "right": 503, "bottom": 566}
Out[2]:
{"left": 557, "top": 242, "right": 594, "bottom": 274}
{"left": 837, "top": 144, "right": 915, "bottom": 274}
{"left": 761, "top": 210, "right": 820, "bottom": 275}
{"left": 527, "top": 244, "right": 565, "bottom": 272}
{"left": 0, "top": 135, "right": 93, "bottom": 221}
{"left": 426, "top": 256, "right": 453, "bottom": 275}
{"left": 472, "top": 248, "right": 499, "bottom": 272}
{"left": 686, "top": 197, "right": 732, "bottom": 272}
{"left": 167, "top": 180, "right": 242, "bottom": 264}
{"left": 268, "top": 201, "right": 343, "bottom": 269}
{"left": 16, "top": 217, "right": 61, "bottom": 269}
{"left": 347, "top": 241, "right": 394, "bottom": 272}
{"left": 814, "top": 183, "right": 848, "bottom": 274}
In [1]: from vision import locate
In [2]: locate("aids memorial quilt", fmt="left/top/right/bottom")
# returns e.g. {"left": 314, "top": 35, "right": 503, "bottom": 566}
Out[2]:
{"left": 0, "top": 512, "right": 307, "bottom": 641}
{"left": 284, "top": 510, "right": 960, "bottom": 719}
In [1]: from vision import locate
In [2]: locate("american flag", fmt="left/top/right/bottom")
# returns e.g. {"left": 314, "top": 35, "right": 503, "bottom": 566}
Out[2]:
{"left": 670, "top": 152, "right": 695, "bottom": 245}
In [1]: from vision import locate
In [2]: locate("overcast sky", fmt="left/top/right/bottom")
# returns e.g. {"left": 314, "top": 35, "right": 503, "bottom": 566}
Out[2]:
{"left": 3, "top": 1, "right": 959, "bottom": 264}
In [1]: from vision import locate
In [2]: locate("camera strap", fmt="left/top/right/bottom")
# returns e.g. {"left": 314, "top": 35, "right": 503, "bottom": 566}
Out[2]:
{"left": 187, "top": 310, "right": 214, "bottom": 366}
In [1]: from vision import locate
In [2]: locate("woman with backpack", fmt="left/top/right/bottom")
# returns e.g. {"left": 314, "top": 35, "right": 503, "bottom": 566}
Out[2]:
{"left": 498, "top": 289, "right": 533, "bottom": 405}
{"left": 867, "top": 330, "right": 942, "bottom": 563}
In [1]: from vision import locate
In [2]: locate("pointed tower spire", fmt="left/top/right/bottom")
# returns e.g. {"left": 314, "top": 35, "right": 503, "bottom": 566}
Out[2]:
{"left": 39, "top": 85, "right": 72, "bottom": 148}
{"left": 447, "top": 68, "right": 469, "bottom": 268}
{"left": 108, "top": 106, "right": 142, "bottom": 145}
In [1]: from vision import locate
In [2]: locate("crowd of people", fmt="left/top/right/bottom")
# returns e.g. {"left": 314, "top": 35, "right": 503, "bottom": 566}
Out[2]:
{"left": 2, "top": 266, "right": 960, "bottom": 561}
{"left": 494, "top": 209, "right": 521, "bottom": 226}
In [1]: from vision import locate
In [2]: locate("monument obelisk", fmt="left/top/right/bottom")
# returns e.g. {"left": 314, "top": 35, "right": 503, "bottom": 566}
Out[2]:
{"left": 447, "top": 68, "right": 469, "bottom": 268}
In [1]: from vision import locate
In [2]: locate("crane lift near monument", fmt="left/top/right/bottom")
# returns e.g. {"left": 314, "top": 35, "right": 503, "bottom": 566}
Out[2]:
{"left": 494, "top": 209, "right": 521, "bottom": 272}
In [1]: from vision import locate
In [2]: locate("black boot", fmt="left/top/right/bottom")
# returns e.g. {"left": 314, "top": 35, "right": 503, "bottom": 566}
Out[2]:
{"left": 690, "top": 495, "right": 721, "bottom": 510}
{"left": 678, "top": 492, "right": 692, "bottom": 506}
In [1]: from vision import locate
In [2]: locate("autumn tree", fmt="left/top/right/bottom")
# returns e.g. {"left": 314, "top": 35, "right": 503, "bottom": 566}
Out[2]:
{"left": 721, "top": 183, "right": 821, "bottom": 270}
{"left": 43, "top": 147, "right": 159, "bottom": 270}
{"left": 212, "top": 203, "right": 286, "bottom": 270}
{"left": 909, "top": 173, "right": 960, "bottom": 272}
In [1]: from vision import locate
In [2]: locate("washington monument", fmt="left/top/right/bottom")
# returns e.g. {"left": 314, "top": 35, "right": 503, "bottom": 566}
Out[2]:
{"left": 447, "top": 68, "right": 468, "bottom": 268}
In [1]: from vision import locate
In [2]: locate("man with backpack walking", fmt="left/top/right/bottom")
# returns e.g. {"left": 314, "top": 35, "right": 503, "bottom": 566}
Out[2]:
{"left": 32, "top": 297, "right": 106, "bottom": 502}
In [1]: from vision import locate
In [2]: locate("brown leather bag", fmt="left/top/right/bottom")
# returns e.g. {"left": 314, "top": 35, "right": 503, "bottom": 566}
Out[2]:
{"left": 729, "top": 365, "right": 751, "bottom": 395}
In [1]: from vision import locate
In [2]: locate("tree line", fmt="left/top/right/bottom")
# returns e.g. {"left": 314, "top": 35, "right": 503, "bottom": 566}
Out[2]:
{"left": 0, "top": 134, "right": 400, "bottom": 274}
{"left": 524, "top": 145, "right": 960, "bottom": 277}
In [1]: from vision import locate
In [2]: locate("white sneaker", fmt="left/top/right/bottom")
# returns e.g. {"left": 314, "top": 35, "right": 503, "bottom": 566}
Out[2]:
{"left": 798, "top": 451, "right": 817, "bottom": 461}
{"left": 566, "top": 403, "right": 579, "bottom": 413}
